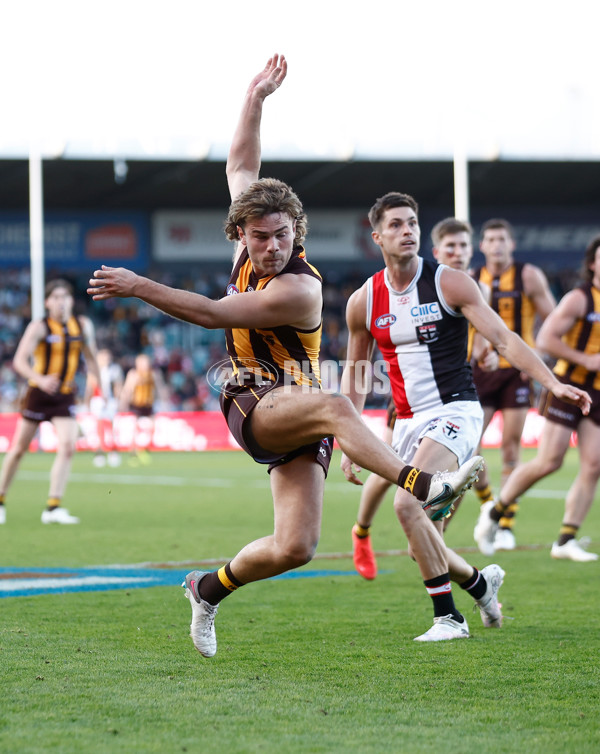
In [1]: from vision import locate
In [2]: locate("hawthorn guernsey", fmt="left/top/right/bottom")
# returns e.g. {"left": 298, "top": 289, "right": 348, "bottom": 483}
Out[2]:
{"left": 367, "top": 258, "right": 478, "bottom": 418}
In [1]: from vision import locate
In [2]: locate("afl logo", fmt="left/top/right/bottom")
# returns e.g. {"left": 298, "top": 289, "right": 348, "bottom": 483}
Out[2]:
{"left": 226, "top": 284, "right": 240, "bottom": 296}
{"left": 375, "top": 313, "right": 396, "bottom": 329}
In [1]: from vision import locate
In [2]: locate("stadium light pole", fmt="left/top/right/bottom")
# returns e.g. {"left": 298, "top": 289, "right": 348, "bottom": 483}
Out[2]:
{"left": 453, "top": 139, "right": 470, "bottom": 223}
{"left": 29, "top": 146, "right": 45, "bottom": 320}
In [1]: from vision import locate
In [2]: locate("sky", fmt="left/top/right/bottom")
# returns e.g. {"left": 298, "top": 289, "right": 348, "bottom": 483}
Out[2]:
{"left": 2, "top": 0, "right": 600, "bottom": 161}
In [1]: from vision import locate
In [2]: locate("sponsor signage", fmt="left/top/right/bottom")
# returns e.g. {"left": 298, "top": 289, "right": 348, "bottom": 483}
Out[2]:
{"left": 0, "top": 211, "right": 149, "bottom": 269}
{"left": 0, "top": 408, "right": 576, "bottom": 453}
{"left": 1, "top": 208, "right": 596, "bottom": 268}
{"left": 153, "top": 209, "right": 600, "bottom": 265}
{"left": 152, "top": 210, "right": 232, "bottom": 261}
{"left": 152, "top": 210, "right": 371, "bottom": 261}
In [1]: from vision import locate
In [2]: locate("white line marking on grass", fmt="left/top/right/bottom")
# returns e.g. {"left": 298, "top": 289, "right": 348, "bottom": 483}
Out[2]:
{"left": 0, "top": 567, "right": 357, "bottom": 598}
{"left": 17, "top": 471, "right": 234, "bottom": 487}
{"left": 16, "top": 471, "right": 569, "bottom": 498}
{"left": 0, "top": 575, "right": 156, "bottom": 593}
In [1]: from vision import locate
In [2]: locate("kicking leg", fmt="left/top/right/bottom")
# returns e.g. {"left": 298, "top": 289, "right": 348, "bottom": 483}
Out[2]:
{"left": 249, "top": 387, "right": 481, "bottom": 508}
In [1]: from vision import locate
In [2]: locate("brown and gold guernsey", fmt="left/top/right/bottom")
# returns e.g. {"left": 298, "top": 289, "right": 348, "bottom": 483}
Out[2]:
{"left": 474, "top": 262, "right": 536, "bottom": 368}
{"left": 224, "top": 245, "right": 323, "bottom": 391}
{"left": 30, "top": 315, "right": 83, "bottom": 394}
{"left": 554, "top": 283, "right": 600, "bottom": 392}
{"left": 132, "top": 372, "right": 155, "bottom": 409}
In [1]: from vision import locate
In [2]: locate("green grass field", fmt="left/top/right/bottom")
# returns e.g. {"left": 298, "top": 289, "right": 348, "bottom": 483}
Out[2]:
{"left": 1, "top": 448, "right": 599, "bottom": 754}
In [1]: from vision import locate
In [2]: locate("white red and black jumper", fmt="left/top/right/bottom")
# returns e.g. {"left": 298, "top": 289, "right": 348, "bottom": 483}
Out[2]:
{"left": 366, "top": 258, "right": 478, "bottom": 419}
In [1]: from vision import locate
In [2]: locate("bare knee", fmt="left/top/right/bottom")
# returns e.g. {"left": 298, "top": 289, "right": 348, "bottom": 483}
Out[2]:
{"left": 581, "top": 458, "right": 600, "bottom": 482}
{"left": 322, "top": 393, "right": 356, "bottom": 423}
{"left": 276, "top": 539, "right": 318, "bottom": 570}
{"left": 540, "top": 455, "right": 564, "bottom": 476}
{"left": 57, "top": 440, "right": 77, "bottom": 460}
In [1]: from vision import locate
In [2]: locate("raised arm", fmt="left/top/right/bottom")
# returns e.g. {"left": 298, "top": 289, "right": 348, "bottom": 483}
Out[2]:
{"left": 226, "top": 54, "right": 287, "bottom": 202}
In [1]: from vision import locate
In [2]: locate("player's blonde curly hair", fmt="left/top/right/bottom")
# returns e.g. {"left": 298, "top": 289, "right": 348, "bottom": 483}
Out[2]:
{"left": 224, "top": 178, "right": 308, "bottom": 246}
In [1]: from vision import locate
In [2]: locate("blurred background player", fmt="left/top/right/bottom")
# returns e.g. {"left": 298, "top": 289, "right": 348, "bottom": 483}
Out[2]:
{"left": 352, "top": 218, "right": 498, "bottom": 580}
{"left": 475, "top": 235, "right": 600, "bottom": 561}
{"left": 119, "top": 353, "right": 168, "bottom": 465}
{"left": 89, "top": 347, "right": 124, "bottom": 467}
{"left": 471, "top": 218, "right": 556, "bottom": 551}
{"left": 0, "top": 279, "right": 100, "bottom": 524}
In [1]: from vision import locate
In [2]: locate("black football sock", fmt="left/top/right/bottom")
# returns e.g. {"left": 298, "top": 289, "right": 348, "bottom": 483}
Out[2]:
{"left": 459, "top": 567, "right": 487, "bottom": 601}
{"left": 424, "top": 574, "right": 463, "bottom": 621}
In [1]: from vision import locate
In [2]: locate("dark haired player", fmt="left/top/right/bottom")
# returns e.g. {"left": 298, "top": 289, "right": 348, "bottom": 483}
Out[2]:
{"left": 0, "top": 279, "right": 100, "bottom": 524}
{"left": 341, "top": 195, "right": 590, "bottom": 640}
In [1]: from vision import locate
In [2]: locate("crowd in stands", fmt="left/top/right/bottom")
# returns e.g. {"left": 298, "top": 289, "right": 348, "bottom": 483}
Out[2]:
{"left": 0, "top": 262, "right": 577, "bottom": 414}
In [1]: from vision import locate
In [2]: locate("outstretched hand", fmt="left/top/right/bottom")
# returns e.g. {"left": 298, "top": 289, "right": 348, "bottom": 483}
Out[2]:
{"left": 87, "top": 266, "right": 139, "bottom": 301}
{"left": 248, "top": 54, "right": 287, "bottom": 99}
{"left": 551, "top": 381, "right": 592, "bottom": 415}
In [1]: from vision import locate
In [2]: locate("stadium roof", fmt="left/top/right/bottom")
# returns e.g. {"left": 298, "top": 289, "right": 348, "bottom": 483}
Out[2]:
{"left": 1, "top": 158, "right": 599, "bottom": 213}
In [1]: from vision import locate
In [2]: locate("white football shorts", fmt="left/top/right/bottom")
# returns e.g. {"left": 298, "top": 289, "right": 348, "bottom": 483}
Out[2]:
{"left": 391, "top": 400, "right": 484, "bottom": 466}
